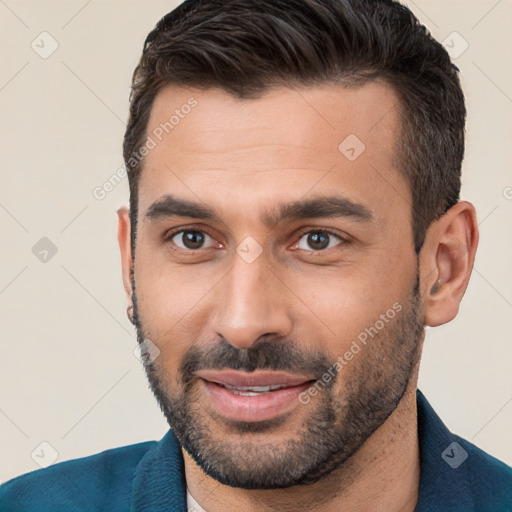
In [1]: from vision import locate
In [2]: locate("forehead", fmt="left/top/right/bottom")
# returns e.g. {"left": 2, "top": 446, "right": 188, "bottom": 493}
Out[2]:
{"left": 137, "top": 82, "right": 410, "bottom": 228}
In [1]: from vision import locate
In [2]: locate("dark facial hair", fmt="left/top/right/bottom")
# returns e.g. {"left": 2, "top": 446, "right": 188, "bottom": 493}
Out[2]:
{"left": 131, "top": 272, "right": 424, "bottom": 489}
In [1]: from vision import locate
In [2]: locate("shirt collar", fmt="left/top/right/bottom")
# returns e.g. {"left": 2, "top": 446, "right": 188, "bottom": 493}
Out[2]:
{"left": 415, "top": 389, "right": 474, "bottom": 511}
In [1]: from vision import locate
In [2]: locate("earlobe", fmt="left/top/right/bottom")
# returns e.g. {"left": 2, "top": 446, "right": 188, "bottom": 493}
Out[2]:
{"left": 421, "top": 201, "right": 479, "bottom": 327}
{"left": 117, "top": 207, "right": 134, "bottom": 304}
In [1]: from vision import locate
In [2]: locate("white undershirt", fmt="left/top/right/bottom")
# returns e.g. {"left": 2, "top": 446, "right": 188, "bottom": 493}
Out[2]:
{"left": 186, "top": 487, "right": 209, "bottom": 512}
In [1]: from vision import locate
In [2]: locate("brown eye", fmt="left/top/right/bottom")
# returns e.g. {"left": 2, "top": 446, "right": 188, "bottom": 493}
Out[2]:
{"left": 297, "top": 230, "right": 343, "bottom": 251}
{"left": 171, "top": 230, "right": 215, "bottom": 250}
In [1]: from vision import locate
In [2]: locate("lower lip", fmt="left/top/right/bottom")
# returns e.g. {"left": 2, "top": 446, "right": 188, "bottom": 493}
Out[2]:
{"left": 200, "top": 379, "right": 314, "bottom": 422}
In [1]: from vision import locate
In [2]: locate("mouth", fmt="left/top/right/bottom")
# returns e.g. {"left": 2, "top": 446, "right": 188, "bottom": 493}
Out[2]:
{"left": 217, "top": 383, "right": 295, "bottom": 396}
{"left": 196, "top": 370, "right": 317, "bottom": 422}
{"left": 196, "top": 369, "right": 315, "bottom": 388}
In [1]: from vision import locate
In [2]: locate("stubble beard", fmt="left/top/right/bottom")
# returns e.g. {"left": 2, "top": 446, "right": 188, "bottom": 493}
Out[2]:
{"left": 131, "top": 273, "right": 424, "bottom": 489}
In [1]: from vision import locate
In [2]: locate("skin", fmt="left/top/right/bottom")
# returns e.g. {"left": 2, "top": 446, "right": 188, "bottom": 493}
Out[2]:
{"left": 117, "top": 82, "right": 478, "bottom": 512}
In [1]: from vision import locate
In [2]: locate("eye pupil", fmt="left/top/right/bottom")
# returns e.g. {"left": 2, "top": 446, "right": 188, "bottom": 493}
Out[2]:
{"left": 174, "top": 230, "right": 338, "bottom": 252}
{"left": 183, "top": 231, "right": 204, "bottom": 249}
{"left": 307, "top": 232, "right": 329, "bottom": 250}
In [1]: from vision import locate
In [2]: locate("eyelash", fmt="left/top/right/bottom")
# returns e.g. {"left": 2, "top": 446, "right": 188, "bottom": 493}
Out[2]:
{"left": 164, "top": 225, "right": 349, "bottom": 253}
{"left": 293, "top": 227, "right": 349, "bottom": 252}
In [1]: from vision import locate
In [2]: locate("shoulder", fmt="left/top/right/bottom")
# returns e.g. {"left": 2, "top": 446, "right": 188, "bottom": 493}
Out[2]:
{"left": 0, "top": 440, "right": 157, "bottom": 512}
{"left": 416, "top": 389, "right": 512, "bottom": 511}
{"left": 456, "top": 435, "right": 512, "bottom": 510}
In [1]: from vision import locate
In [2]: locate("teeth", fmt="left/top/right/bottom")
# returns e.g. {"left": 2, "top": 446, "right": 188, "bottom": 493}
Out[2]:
{"left": 232, "top": 390, "right": 264, "bottom": 396}
{"left": 223, "top": 384, "right": 287, "bottom": 393}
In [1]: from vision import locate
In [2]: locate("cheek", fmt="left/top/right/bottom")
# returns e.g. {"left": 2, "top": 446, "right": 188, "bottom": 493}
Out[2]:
{"left": 134, "top": 256, "right": 215, "bottom": 361}
{"left": 290, "top": 260, "right": 412, "bottom": 356}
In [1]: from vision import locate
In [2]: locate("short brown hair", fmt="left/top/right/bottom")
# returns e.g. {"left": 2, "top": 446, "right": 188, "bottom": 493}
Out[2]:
{"left": 123, "top": 0, "right": 465, "bottom": 254}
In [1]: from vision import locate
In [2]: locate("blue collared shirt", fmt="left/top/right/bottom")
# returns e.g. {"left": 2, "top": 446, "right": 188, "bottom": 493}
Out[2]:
{"left": 1, "top": 390, "right": 511, "bottom": 511}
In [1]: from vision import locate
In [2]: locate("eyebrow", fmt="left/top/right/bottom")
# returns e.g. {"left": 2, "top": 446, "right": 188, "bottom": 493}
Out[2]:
{"left": 144, "top": 193, "right": 374, "bottom": 226}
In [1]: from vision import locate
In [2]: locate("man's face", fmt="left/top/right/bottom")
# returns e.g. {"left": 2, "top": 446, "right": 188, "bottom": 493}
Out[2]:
{"left": 128, "top": 82, "right": 424, "bottom": 488}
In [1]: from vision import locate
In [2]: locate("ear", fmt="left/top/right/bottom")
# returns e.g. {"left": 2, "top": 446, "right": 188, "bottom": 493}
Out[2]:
{"left": 117, "top": 206, "right": 134, "bottom": 306}
{"left": 419, "top": 201, "right": 479, "bottom": 327}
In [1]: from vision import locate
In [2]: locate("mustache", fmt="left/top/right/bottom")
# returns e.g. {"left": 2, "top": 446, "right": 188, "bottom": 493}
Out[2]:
{"left": 177, "top": 336, "right": 333, "bottom": 386}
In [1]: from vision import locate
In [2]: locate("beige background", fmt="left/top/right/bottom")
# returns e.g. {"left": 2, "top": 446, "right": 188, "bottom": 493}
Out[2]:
{"left": 1, "top": 0, "right": 511, "bottom": 483}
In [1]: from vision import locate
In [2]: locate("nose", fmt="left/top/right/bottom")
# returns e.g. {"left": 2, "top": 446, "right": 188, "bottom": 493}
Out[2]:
{"left": 211, "top": 253, "right": 293, "bottom": 350}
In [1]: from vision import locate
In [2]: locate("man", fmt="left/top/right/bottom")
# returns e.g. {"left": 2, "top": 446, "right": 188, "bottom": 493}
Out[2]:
{"left": 1, "top": 0, "right": 511, "bottom": 510}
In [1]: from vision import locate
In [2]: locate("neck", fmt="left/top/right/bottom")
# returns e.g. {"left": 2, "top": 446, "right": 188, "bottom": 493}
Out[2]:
{"left": 183, "top": 381, "right": 421, "bottom": 512}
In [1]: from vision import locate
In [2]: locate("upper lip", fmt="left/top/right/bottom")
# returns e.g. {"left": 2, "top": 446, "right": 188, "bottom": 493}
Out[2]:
{"left": 196, "top": 370, "right": 316, "bottom": 388}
